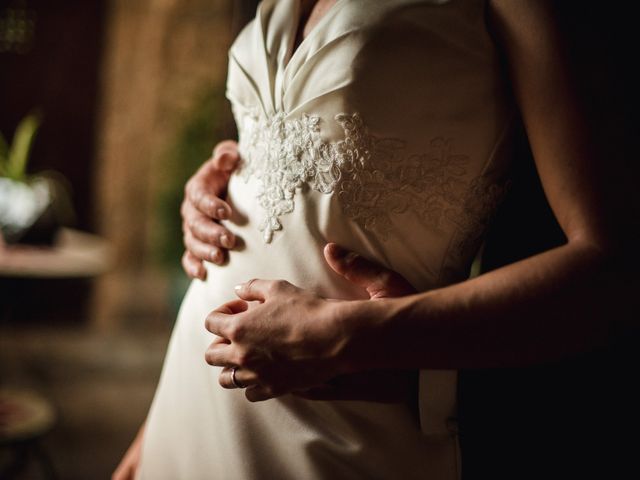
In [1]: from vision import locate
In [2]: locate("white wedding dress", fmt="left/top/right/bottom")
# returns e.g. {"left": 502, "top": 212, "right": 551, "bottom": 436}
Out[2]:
{"left": 137, "top": 0, "right": 515, "bottom": 478}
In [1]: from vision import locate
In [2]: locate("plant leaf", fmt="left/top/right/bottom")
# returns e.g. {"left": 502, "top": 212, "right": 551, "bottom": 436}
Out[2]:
{"left": 6, "top": 112, "right": 42, "bottom": 182}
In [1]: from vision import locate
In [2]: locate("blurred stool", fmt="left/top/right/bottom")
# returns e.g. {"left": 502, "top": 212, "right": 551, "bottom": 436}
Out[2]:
{"left": 0, "top": 388, "right": 57, "bottom": 479}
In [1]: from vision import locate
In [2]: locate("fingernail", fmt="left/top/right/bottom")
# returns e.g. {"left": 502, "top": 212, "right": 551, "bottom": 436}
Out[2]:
{"left": 211, "top": 249, "right": 221, "bottom": 263}
{"left": 220, "top": 234, "right": 234, "bottom": 248}
{"left": 217, "top": 208, "right": 228, "bottom": 219}
{"left": 234, "top": 284, "right": 242, "bottom": 291}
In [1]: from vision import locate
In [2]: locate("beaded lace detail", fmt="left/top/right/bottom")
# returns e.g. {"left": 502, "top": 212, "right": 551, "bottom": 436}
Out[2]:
{"left": 236, "top": 109, "right": 505, "bottom": 244}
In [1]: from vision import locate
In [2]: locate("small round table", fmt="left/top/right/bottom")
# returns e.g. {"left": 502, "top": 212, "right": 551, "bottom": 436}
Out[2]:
{"left": 0, "top": 228, "right": 112, "bottom": 278}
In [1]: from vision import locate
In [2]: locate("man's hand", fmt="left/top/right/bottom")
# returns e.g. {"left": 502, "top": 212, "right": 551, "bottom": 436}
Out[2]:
{"left": 181, "top": 140, "right": 240, "bottom": 280}
{"left": 204, "top": 243, "right": 417, "bottom": 402}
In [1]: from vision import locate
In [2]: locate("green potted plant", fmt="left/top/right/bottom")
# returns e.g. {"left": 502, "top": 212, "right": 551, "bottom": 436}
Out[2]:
{"left": 0, "top": 112, "right": 74, "bottom": 245}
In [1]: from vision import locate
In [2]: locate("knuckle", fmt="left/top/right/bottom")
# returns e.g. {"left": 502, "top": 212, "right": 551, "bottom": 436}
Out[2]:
{"left": 233, "top": 348, "right": 251, "bottom": 367}
{"left": 244, "top": 278, "right": 257, "bottom": 293}
{"left": 228, "top": 322, "right": 246, "bottom": 343}
{"left": 271, "top": 279, "right": 290, "bottom": 294}
{"left": 267, "top": 281, "right": 282, "bottom": 295}
{"left": 198, "top": 224, "right": 217, "bottom": 244}
{"left": 191, "top": 187, "right": 204, "bottom": 206}
{"left": 193, "top": 222, "right": 215, "bottom": 244}
{"left": 204, "top": 313, "right": 217, "bottom": 333}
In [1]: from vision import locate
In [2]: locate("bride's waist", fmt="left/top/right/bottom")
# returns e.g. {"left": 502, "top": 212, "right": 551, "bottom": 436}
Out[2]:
{"left": 202, "top": 237, "right": 368, "bottom": 302}
{"left": 223, "top": 173, "right": 461, "bottom": 291}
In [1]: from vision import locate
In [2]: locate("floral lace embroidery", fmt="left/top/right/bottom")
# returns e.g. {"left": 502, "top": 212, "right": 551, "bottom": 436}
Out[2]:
{"left": 236, "top": 109, "right": 503, "bottom": 244}
{"left": 334, "top": 116, "right": 470, "bottom": 239}
{"left": 236, "top": 110, "right": 343, "bottom": 242}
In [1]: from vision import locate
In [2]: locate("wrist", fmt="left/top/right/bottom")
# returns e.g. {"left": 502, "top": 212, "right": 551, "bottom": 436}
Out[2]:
{"left": 330, "top": 296, "right": 414, "bottom": 374}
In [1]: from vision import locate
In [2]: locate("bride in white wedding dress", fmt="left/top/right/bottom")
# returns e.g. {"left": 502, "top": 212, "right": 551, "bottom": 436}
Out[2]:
{"left": 113, "top": 0, "right": 620, "bottom": 478}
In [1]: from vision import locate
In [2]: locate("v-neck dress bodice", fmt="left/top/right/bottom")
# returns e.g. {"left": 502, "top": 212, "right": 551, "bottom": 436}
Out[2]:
{"left": 138, "top": 1, "right": 516, "bottom": 478}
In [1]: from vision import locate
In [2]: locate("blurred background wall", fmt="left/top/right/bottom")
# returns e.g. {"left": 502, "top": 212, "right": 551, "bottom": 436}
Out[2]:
{"left": 92, "top": 0, "right": 235, "bottom": 330}
{"left": 0, "top": 1, "right": 249, "bottom": 478}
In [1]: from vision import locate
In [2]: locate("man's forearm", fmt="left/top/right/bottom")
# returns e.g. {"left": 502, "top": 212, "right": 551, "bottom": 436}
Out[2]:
{"left": 343, "top": 240, "right": 632, "bottom": 371}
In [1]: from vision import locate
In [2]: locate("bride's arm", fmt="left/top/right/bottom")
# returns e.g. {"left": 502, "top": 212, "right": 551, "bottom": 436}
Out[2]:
{"left": 203, "top": 0, "right": 637, "bottom": 400}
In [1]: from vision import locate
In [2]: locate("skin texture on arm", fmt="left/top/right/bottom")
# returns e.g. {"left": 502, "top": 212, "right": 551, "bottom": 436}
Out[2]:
{"left": 202, "top": 0, "right": 638, "bottom": 401}
{"left": 358, "top": 0, "right": 637, "bottom": 369}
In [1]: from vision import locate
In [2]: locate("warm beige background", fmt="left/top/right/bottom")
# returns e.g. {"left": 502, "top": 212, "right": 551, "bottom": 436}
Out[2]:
{"left": 92, "top": 0, "right": 233, "bottom": 330}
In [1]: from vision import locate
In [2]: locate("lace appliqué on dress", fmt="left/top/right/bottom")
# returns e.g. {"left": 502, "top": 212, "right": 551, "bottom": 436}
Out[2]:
{"left": 236, "top": 109, "right": 506, "bottom": 245}
{"left": 236, "top": 110, "right": 342, "bottom": 242}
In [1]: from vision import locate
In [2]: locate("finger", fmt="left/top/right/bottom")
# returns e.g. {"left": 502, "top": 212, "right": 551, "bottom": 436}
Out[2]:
{"left": 183, "top": 202, "right": 235, "bottom": 248}
{"left": 219, "top": 366, "right": 258, "bottom": 389}
{"left": 244, "top": 385, "right": 278, "bottom": 403}
{"left": 214, "top": 299, "right": 250, "bottom": 315}
{"left": 212, "top": 139, "right": 237, "bottom": 156}
{"left": 182, "top": 251, "right": 207, "bottom": 280}
{"left": 186, "top": 184, "right": 233, "bottom": 220}
{"left": 204, "top": 300, "right": 249, "bottom": 335}
{"left": 204, "top": 341, "right": 236, "bottom": 367}
{"left": 323, "top": 243, "right": 415, "bottom": 298}
{"left": 212, "top": 142, "right": 240, "bottom": 172}
{"left": 184, "top": 230, "right": 225, "bottom": 265}
{"left": 234, "top": 278, "right": 294, "bottom": 302}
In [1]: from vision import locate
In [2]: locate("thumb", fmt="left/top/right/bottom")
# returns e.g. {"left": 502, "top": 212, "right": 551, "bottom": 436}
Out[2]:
{"left": 323, "top": 243, "right": 416, "bottom": 299}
